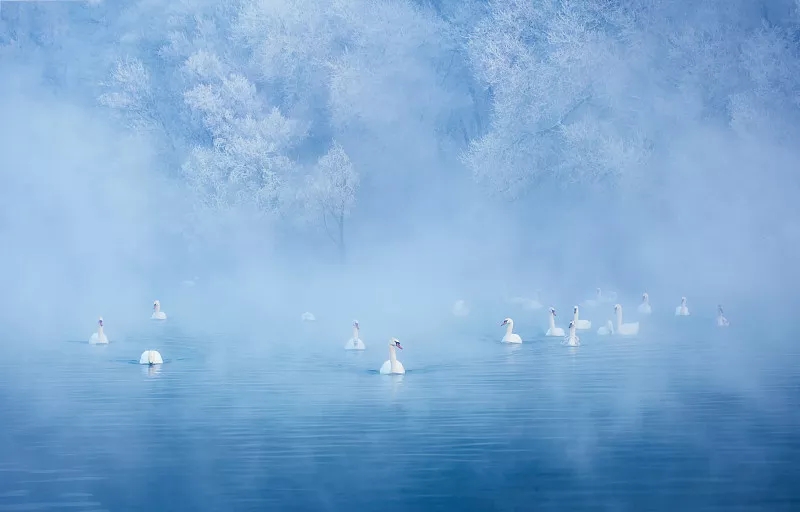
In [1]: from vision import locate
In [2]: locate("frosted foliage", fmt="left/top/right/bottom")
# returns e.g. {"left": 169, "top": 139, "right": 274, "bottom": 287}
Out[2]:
{"left": 306, "top": 141, "right": 359, "bottom": 221}
{"left": 98, "top": 57, "right": 152, "bottom": 122}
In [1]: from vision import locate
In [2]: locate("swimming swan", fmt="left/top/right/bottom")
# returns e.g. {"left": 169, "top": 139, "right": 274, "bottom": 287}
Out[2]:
{"left": 546, "top": 307, "right": 565, "bottom": 337}
{"left": 597, "top": 320, "right": 615, "bottom": 336}
{"left": 584, "top": 288, "right": 617, "bottom": 307}
{"left": 452, "top": 299, "right": 470, "bottom": 317}
{"left": 614, "top": 304, "right": 640, "bottom": 336}
{"left": 89, "top": 317, "right": 109, "bottom": 344}
{"left": 716, "top": 305, "right": 730, "bottom": 327}
{"left": 345, "top": 320, "right": 366, "bottom": 350}
{"left": 151, "top": 300, "right": 167, "bottom": 320}
{"left": 379, "top": 338, "right": 405, "bottom": 375}
{"left": 675, "top": 297, "right": 690, "bottom": 316}
{"left": 301, "top": 312, "right": 316, "bottom": 321}
{"left": 139, "top": 350, "right": 163, "bottom": 365}
{"left": 563, "top": 320, "right": 580, "bottom": 346}
{"left": 638, "top": 293, "right": 652, "bottom": 315}
{"left": 572, "top": 305, "right": 591, "bottom": 330}
{"left": 500, "top": 317, "right": 522, "bottom": 344}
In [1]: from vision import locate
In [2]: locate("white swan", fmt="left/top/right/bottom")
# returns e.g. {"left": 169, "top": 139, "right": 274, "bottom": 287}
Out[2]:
{"left": 452, "top": 299, "right": 470, "bottom": 317}
{"left": 572, "top": 305, "right": 591, "bottom": 330}
{"left": 675, "top": 297, "right": 690, "bottom": 316}
{"left": 344, "top": 320, "right": 366, "bottom": 350}
{"left": 500, "top": 317, "right": 522, "bottom": 344}
{"left": 583, "top": 288, "right": 617, "bottom": 307}
{"left": 716, "top": 305, "right": 730, "bottom": 327}
{"left": 379, "top": 338, "right": 405, "bottom": 375}
{"left": 89, "top": 317, "right": 109, "bottom": 344}
{"left": 546, "top": 307, "right": 565, "bottom": 337}
{"left": 563, "top": 320, "right": 580, "bottom": 346}
{"left": 139, "top": 350, "right": 163, "bottom": 365}
{"left": 301, "top": 312, "right": 316, "bottom": 321}
{"left": 614, "top": 304, "right": 640, "bottom": 336}
{"left": 638, "top": 293, "right": 652, "bottom": 315}
{"left": 151, "top": 300, "right": 167, "bottom": 320}
{"left": 597, "top": 319, "right": 615, "bottom": 336}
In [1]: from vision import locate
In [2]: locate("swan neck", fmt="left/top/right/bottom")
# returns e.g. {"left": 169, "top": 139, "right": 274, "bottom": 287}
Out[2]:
{"left": 505, "top": 321, "right": 513, "bottom": 335}
{"left": 389, "top": 345, "right": 397, "bottom": 364}
{"left": 353, "top": 326, "right": 359, "bottom": 339}
{"left": 573, "top": 309, "right": 579, "bottom": 322}
{"left": 98, "top": 325, "right": 104, "bottom": 335}
{"left": 548, "top": 313, "right": 555, "bottom": 329}
{"left": 616, "top": 308, "right": 623, "bottom": 326}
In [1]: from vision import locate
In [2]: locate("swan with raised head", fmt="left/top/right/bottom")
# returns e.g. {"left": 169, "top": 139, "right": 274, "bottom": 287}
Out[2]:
{"left": 139, "top": 350, "right": 163, "bottom": 365}
{"left": 563, "top": 320, "right": 580, "bottom": 346}
{"left": 151, "top": 300, "right": 167, "bottom": 320}
{"left": 344, "top": 320, "right": 366, "bottom": 350}
{"left": 675, "top": 297, "right": 690, "bottom": 316}
{"left": 572, "top": 305, "right": 591, "bottom": 330}
{"left": 379, "top": 338, "right": 405, "bottom": 375}
{"left": 500, "top": 318, "right": 522, "bottom": 344}
{"left": 452, "top": 299, "right": 470, "bottom": 317}
{"left": 597, "top": 319, "right": 615, "bottom": 336}
{"left": 716, "top": 305, "right": 730, "bottom": 327}
{"left": 89, "top": 317, "right": 109, "bottom": 344}
{"left": 301, "top": 312, "right": 316, "bottom": 321}
{"left": 614, "top": 304, "right": 640, "bottom": 335}
{"left": 638, "top": 293, "right": 652, "bottom": 315}
{"left": 546, "top": 307, "right": 565, "bottom": 337}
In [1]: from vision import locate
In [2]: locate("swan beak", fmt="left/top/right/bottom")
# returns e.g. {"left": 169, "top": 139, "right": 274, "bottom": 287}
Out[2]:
{"left": 396, "top": 343, "right": 403, "bottom": 350}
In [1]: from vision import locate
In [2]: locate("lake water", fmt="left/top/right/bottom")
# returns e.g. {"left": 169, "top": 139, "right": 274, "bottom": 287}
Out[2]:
{"left": 0, "top": 314, "right": 798, "bottom": 511}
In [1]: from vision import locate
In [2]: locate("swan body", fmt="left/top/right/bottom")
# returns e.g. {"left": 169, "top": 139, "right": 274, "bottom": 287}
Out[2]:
{"left": 500, "top": 317, "right": 522, "bottom": 344}
{"left": 614, "top": 304, "right": 640, "bottom": 336}
{"left": 452, "top": 299, "right": 470, "bottom": 317}
{"left": 563, "top": 320, "right": 580, "bottom": 346}
{"left": 89, "top": 317, "right": 109, "bottom": 344}
{"left": 716, "top": 305, "right": 729, "bottom": 327}
{"left": 301, "top": 312, "right": 316, "bottom": 321}
{"left": 572, "top": 305, "right": 591, "bottom": 330}
{"left": 546, "top": 307, "right": 565, "bottom": 337}
{"left": 675, "top": 297, "right": 690, "bottom": 316}
{"left": 597, "top": 320, "right": 614, "bottom": 336}
{"left": 344, "top": 320, "right": 366, "bottom": 350}
{"left": 139, "top": 350, "right": 163, "bottom": 365}
{"left": 638, "top": 293, "right": 652, "bottom": 315}
{"left": 151, "top": 300, "right": 167, "bottom": 320}
{"left": 379, "top": 338, "right": 405, "bottom": 375}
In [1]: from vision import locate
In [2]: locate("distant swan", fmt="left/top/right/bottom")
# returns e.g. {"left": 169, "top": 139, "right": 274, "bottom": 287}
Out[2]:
{"left": 675, "top": 297, "right": 690, "bottom": 316}
{"left": 151, "top": 300, "right": 167, "bottom": 320}
{"left": 301, "top": 312, "right": 316, "bottom": 321}
{"left": 500, "top": 317, "right": 522, "bottom": 344}
{"left": 597, "top": 320, "right": 614, "bottom": 336}
{"left": 546, "top": 307, "right": 565, "bottom": 337}
{"left": 379, "top": 338, "right": 405, "bottom": 375}
{"left": 89, "top": 317, "right": 109, "bottom": 344}
{"left": 452, "top": 299, "right": 470, "bottom": 317}
{"left": 572, "top": 305, "right": 591, "bottom": 330}
{"left": 583, "top": 287, "right": 616, "bottom": 307}
{"left": 716, "top": 305, "right": 730, "bottom": 327}
{"left": 344, "top": 320, "right": 366, "bottom": 350}
{"left": 614, "top": 304, "right": 640, "bottom": 335}
{"left": 139, "top": 350, "right": 163, "bottom": 365}
{"left": 638, "top": 293, "right": 652, "bottom": 315}
{"left": 563, "top": 320, "right": 580, "bottom": 346}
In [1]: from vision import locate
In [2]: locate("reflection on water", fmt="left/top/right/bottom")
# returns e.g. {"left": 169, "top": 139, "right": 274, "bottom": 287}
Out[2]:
{"left": 0, "top": 320, "right": 798, "bottom": 511}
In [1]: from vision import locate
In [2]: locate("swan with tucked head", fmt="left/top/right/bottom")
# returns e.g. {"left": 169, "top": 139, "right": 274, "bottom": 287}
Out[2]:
{"left": 716, "top": 305, "right": 730, "bottom": 327}
{"left": 500, "top": 318, "right": 522, "bottom": 344}
{"left": 572, "top": 305, "right": 591, "bottom": 330}
{"left": 638, "top": 293, "right": 652, "bottom": 315}
{"left": 151, "top": 300, "right": 167, "bottom": 320}
{"left": 379, "top": 338, "right": 405, "bottom": 375}
{"left": 139, "top": 350, "right": 163, "bottom": 365}
{"left": 597, "top": 319, "right": 615, "bottom": 336}
{"left": 563, "top": 320, "right": 580, "bottom": 346}
{"left": 546, "top": 307, "right": 565, "bottom": 337}
{"left": 614, "top": 304, "right": 640, "bottom": 335}
{"left": 675, "top": 297, "right": 690, "bottom": 316}
{"left": 344, "top": 320, "right": 366, "bottom": 350}
{"left": 89, "top": 317, "right": 109, "bottom": 344}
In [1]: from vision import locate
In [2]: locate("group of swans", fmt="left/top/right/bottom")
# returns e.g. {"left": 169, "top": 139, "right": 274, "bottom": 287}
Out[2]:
{"left": 89, "top": 299, "right": 167, "bottom": 366}
{"left": 341, "top": 320, "right": 403, "bottom": 374}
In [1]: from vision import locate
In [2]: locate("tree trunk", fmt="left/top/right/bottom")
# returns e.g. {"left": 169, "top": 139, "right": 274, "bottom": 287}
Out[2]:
{"left": 337, "top": 212, "right": 346, "bottom": 263}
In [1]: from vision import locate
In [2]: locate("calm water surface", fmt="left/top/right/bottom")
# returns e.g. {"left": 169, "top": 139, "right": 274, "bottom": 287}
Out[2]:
{"left": 0, "top": 316, "right": 798, "bottom": 511}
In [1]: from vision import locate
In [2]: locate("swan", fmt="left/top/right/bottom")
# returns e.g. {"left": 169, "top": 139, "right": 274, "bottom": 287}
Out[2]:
{"left": 597, "top": 319, "right": 614, "bottom": 336}
{"left": 563, "top": 320, "right": 580, "bottom": 346}
{"left": 675, "top": 297, "right": 690, "bottom": 316}
{"left": 151, "top": 300, "right": 167, "bottom": 320}
{"left": 583, "top": 288, "right": 616, "bottom": 307}
{"left": 379, "top": 338, "right": 405, "bottom": 375}
{"left": 452, "top": 299, "right": 470, "bottom": 317}
{"left": 572, "top": 305, "right": 591, "bottom": 330}
{"left": 139, "top": 350, "right": 163, "bottom": 365}
{"left": 301, "top": 312, "right": 316, "bottom": 321}
{"left": 344, "top": 320, "right": 366, "bottom": 350}
{"left": 614, "top": 304, "right": 640, "bottom": 336}
{"left": 546, "top": 307, "right": 565, "bottom": 337}
{"left": 638, "top": 293, "right": 652, "bottom": 315}
{"left": 500, "top": 317, "right": 522, "bottom": 344}
{"left": 716, "top": 305, "right": 730, "bottom": 327}
{"left": 89, "top": 317, "right": 109, "bottom": 344}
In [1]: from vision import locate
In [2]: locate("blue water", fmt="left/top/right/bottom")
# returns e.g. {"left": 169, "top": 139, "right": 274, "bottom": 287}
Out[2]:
{"left": 0, "top": 316, "right": 798, "bottom": 511}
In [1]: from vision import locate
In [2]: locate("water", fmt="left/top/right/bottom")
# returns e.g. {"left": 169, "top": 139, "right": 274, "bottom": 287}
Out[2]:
{"left": 0, "top": 316, "right": 798, "bottom": 511}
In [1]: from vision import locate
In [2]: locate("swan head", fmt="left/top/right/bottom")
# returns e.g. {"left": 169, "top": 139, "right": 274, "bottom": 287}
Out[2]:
{"left": 717, "top": 305, "right": 724, "bottom": 314}
{"left": 353, "top": 320, "right": 359, "bottom": 328}
{"left": 596, "top": 288, "right": 602, "bottom": 297}
{"left": 549, "top": 307, "right": 556, "bottom": 316}
{"left": 614, "top": 304, "right": 622, "bottom": 312}
{"left": 681, "top": 297, "right": 687, "bottom": 305}
{"left": 500, "top": 317, "right": 513, "bottom": 326}
{"left": 642, "top": 292, "right": 649, "bottom": 301}
{"left": 389, "top": 338, "right": 403, "bottom": 350}
{"left": 97, "top": 317, "right": 103, "bottom": 327}
{"left": 153, "top": 300, "right": 160, "bottom": 310}
{"left": 568, "top": 320, "right": 575, "bottom": 329}
{"left": 573, "top": 305, "right": 579, "bottom": 313}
